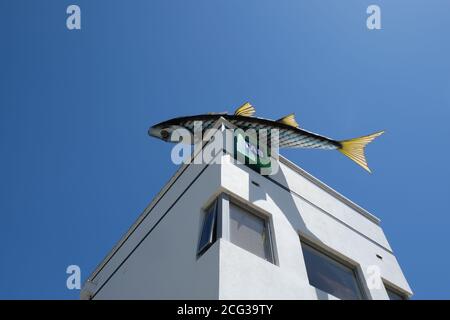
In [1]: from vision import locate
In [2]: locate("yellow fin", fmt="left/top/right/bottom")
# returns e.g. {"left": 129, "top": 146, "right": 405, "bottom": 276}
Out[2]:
{"left": 277, "top": 113, "right": 299, "bottom": 128}
{"left": 338, "top": 131, "right": 385, "bottom": 173}
{"left": 234, "top": 102, "right": 255, "bottom": 117}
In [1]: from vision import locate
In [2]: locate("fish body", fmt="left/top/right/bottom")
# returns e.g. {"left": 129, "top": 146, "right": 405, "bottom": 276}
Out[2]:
{"left": 149, "top": 114, "right": 340, "bottom": 150}
{"left": 149, "top": 103, "right": 384, "bottom": 172}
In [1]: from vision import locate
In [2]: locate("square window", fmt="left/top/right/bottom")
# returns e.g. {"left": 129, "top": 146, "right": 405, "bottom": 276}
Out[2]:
{"left": 301, "top": 241, "right": 364, "bottom": 300}
{"left": 229, "top": 202, "right": 273, "bottom": 263}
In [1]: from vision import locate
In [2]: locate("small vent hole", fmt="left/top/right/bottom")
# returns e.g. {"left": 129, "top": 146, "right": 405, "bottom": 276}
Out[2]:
{"left": 251, "top": 180, "right": 260, "bottom": 187}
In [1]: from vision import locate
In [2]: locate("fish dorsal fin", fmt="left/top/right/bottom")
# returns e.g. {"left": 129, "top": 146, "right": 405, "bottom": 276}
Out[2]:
{"left": 234, "top": 102, "right": 255, "bottom": 117}
{"left": 277, "top": 113, "right": 299, "bottom": 128}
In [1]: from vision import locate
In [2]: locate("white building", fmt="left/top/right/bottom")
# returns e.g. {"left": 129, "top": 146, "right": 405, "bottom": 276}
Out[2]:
{"left": 81, "top": 119, "right": 412, "bottom": 300}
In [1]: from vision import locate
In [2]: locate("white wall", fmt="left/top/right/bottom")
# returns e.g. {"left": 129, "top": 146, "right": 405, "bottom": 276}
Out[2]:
{"left": 84, "top": 160, "right": 223, "bottom": 299}
{"left": 219, "top": 154, "right": 412, "bottom": 299}
{"left": 82, "top": 149, "right": 412, "bottom": 299}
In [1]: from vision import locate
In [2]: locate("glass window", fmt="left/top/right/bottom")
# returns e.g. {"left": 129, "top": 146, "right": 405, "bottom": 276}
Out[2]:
{"left": 301, "top": 241, "right": 364, "bottom": 300}
{"left": 197, "top": 201, "right": 218, "bottom": 256}
{"left": 229, "top": 202, "right": 273, "bottom": 263}
{"left": 385, "top": 285, "right": 407, "bottom": 300}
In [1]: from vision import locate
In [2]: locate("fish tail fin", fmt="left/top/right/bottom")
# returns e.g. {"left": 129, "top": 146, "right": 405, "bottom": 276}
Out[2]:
{"left": 234, "top": 102, "right": 255, "bottom": 117}
{"left": 338, "top": 131, "right": 385, "bottom": 173}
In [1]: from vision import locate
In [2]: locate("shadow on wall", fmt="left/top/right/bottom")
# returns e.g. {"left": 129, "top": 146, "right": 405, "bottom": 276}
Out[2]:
{"left": 315, "top": 288, "right": 330, "bottom": 300}
{"left": 247, "top": 160, "right": 325, "bottom": 300}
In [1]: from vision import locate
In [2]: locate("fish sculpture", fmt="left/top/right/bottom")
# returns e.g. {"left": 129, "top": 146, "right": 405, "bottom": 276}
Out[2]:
{"left": 149, "top": 102, "right": 384, "bottom": 173}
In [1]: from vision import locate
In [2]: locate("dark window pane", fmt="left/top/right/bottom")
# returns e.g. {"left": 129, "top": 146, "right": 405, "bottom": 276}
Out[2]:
{"left": 198, "top": 202, "right": 217, "bottom": 255}
{"left": 302, "top": 242, "right": 363, "bottom": 300}
{"left": 386, "top": 287, "right": 406, "bottom": 300}
{"left": 229, "top": 203, "right": 272, "bottom": 262}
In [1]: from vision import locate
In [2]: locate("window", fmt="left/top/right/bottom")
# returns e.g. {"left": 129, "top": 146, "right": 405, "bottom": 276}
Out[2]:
{"left": 385, "top": 284, "right": 407, "bottom": 300}
{"left": 197, "top": 201, "right": 218, "bottom": 256}
{"left": 229, "top": 202, "right": 273, "bottom": 263}
{"left": 301, "top": 241, "right": 364, "bottom": 300}
{"left": 197, "top": 195, "right": 275, "bottom": 264}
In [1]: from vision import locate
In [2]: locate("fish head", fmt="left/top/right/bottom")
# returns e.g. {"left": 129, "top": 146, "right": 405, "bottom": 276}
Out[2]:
{"left": 148, "top": 118, "right": 188, "bottom": 142}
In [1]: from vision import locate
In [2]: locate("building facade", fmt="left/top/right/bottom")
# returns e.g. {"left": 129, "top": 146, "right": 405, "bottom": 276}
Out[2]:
{"left": 81, "top": 119, "right": 412, "bottom": 300}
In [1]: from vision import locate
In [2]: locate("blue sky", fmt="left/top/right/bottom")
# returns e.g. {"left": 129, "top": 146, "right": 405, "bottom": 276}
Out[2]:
{"left": 0, "top": 1, "right": 449, "bottom": 299}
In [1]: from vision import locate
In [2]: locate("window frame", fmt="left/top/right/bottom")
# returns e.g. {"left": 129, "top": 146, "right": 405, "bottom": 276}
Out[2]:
{"left": 384, "top": 281, "right": 408, "bottom": 300}
{"left": 197, "top": 200, "right": 219, "bottom": 257}
{"left": 300, "top": 238, "right": 367, "bottom": 300}
{"left": 227, "top": 198, "right": 276, "bottom": 264}
{"left": 197, "top": 193, "right": 276, "bottom": 265}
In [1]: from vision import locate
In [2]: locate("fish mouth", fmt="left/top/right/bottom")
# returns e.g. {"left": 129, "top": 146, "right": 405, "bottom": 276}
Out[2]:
{"left": 148, "top": 125, "right": 159, "bottom": 137}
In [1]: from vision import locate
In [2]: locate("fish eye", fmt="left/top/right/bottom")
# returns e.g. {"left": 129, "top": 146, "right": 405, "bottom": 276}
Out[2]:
{"left": 160, "top": 129, "right": 170, "bottom": 140}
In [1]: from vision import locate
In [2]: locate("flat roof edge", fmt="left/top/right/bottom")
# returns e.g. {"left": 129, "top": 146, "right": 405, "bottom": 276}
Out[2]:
{"left": 85, "top": 161, "right": 190, "bottom": 285}
{"left": 214, "top": 117, "right": 381, "bottom": 225}
{"left": 278, "top": 156, "right": 381, "bottom": 225}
